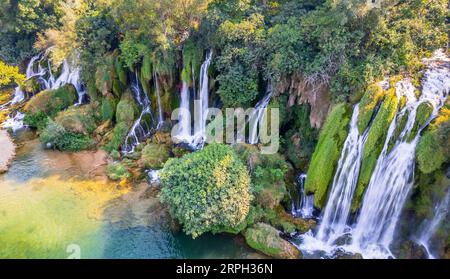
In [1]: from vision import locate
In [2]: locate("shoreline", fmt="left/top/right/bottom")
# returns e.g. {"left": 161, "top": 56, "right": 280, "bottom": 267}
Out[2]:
{"left": 0, "top": 129, "right": 15, "bottom": 173}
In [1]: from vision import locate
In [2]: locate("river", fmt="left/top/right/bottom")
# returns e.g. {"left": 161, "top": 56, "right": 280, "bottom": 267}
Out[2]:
{"left": 0, "top": 130, "right": 260, "bottom": 259}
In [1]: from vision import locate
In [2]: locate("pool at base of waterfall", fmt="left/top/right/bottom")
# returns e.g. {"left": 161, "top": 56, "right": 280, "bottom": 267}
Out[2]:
{"left": 0, "top": 129, "right": 261, "bottom": 259}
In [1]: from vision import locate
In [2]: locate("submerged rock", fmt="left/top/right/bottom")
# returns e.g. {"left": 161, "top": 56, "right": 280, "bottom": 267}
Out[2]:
{"left": 0, "top": 130, "right": 15, "bottom": 173}
{"left": 244, "top": 223, "right": 302, "bottom": 259}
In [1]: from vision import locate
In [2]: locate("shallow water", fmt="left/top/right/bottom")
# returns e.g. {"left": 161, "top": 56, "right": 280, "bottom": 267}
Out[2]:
{"left": 0, "top": 130, "right": 256, "bottom": 259}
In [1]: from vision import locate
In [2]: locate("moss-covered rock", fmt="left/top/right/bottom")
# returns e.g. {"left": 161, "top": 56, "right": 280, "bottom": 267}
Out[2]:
{"left": 106, "top": 162, "right": 132, "bottom": 181}
{"left": 100, "top": 96, "right": 117, "bottom": 122}
{"left": 116, "top": 90, "right": 137, "bottom": 125}
{"left": 387, "top": 111, "right": 409, "bottom": 153}
{"left": 357, "top": 84, "right": 384, "bottom": 134}
{"left": 305, "top": 103, "right": 352, "bottom": 209}
{"left": 20, "top": 77, "right": 41, "bottom": 95}
{"left": 103, "top": 121, "right": 129, "bottom": 152}
{"left": 244, "top": 223, "right": 301, "bottom": 259}
{"left": 417, "top": 104, "right": 449, "bottom": 174}
{"left": 24, "top": 84, "right": 77, "bottom": 115}
{"left": 140, "top": 143, "right": 171, "bottom": 169}
{"left": 407, "top": 101, "right": 433, "bottom": 142}
{"left": 55, "top": 105, "right": 97, "bottom": 135}
{"left": 353, "top": 90, "right": 399, "bottom": 211}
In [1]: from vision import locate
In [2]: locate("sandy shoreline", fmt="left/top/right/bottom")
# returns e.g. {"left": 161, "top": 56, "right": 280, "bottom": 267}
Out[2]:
{"left": 0, "top": 129, "right": 15, "bottom": 173}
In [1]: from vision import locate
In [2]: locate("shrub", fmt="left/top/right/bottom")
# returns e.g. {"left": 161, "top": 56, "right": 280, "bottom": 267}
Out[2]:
{"left": 23, "top": 112, "right": 49, "bottom": 130}
{"left": 40, "top": 120, "right": 92, "bottom": 152}
{"left": 305, "top": 104, "right": 351, "bottom": 209}
{"left": 160, "top": 144, "right": 252, "bottom": 238}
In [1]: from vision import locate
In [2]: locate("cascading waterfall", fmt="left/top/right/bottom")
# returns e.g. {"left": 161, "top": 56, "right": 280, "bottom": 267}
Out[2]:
{"left": 348, "top": 53, "right": 450, "bottom": 259}
{"left": 292, "top": 174, "right": 315, "bottom": 219}
{"left": 175, "top": 51, "right": 213, "bottom": 148}
{"left": 122, "top": 72, "right": 155, "bottom": 153}
{"left": 416, "top": 189, "right": 450, "bottom": 259}
{"left": 315, "top": 104, "right": 371, "bottom": 246}
{"left": 153, "top": 72, "right": 164, "bottom": 128}
{"left": 248, "top": 85, "right": 273, "bottom": 144}
{"left": 192, "top": 51, "right": 213, "bottom": 146}
{"left": 298, "top": 50, "right": 450, "bottom": 259}
{"left": 2, "top": 52, "right": 86, "bottom": 132}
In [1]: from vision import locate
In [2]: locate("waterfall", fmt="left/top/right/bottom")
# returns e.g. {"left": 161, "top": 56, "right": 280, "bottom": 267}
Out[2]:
{"left": 122, "top": 72, "right": 155, "bottom": 153}
{"left": 416, "top": 189, "right": 450, "bottom": 259}
{"left": 153, "top": 72, "right": 164, "bottom": 128}
{"left": 192, "top": 51, "right": 213, "bottom": 146}
{"left": 248, "top": 85, "right": 273, "bottom": 144}
{"left": 349, "top": 53, "right": 450, "bottom": 259}
{"left": 315, "top": 104, "right": 371, "bottom": 245}
{"left": 175, "top": 51, "right": 213, "bottom": 148}
{"left": 292, "top": 174, "right": 315, "bottom": 219}
{"left": 2, "top": 53, "right": 86, "bottom": 132}
{"left": 297, "top": 50, "right": 450, "bottom": 259}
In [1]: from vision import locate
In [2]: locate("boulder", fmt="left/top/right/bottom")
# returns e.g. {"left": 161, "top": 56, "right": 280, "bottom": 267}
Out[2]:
{"left": 139, "top": 143, "right": 171, "bottom": 169}
{"left": 244, "top": 223, "right": 302, "bottom": 259}
{"left": 55, "top": 105, "right": 97, "bottom": 135}
{"left": 24, "top": 84, "right": 77, "bottom": 115}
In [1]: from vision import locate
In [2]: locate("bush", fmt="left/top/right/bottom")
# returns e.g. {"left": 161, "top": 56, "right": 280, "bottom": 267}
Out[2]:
{"left": 23, "top": 112, "right": 49, "bottom": 130}
{"left": 160, "top": 144, "right": 252, "bottom": 238}
{"left": 305, "top": 104, "right": 351, "bottom": 209}
{"left": 40, "top": 120, "right": 92, "bottom": 152}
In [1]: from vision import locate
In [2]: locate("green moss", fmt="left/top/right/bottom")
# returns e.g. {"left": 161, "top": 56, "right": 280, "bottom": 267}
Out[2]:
{"left": 416, "top": 131, "right": 449, "bottom": 174}
{"left": 353, "top": 90, "right": 399, "bottom": 211}
{"left": 55, "top": 106, "right": 97, "bottom": 135}
{"left": 100, "top": 97, "right": 116, "bottom": 122}
{"left": 24, "top": 85, "right": 77, "bottom": 116}
{"left": 115, "top": 91, "right": 137, "bottom": 125}
{"left": 305, "top": 103, "right": 352, "bottom": 209}
{"left": 387, "top": 111, "right": 409, "bottom": 153}
{"left": 114, "top": 56, "right": 128, "bottom": 85}
{"left": 244, "top": 223, "right": 301, "bottom": 259}
{"left": 407, "top": 102, "right": 433, "bottom": 142}
{"left": 140, "top": 143, "right": 171, "bottom": 169}
{"left": 23, "top": 112, "right": 49, "bottom": 130}
{"left": 104, "top": 121, "right": 129, "bottom": 152}
{"left": 181, "top": 40, "right": 203, "bottom": 84}
{"left": 357, "top": 84, "right": 384, "bottom": 134}
{"left": 106, "top": 162, "right": 131, "bottom": 181}
{"left": 141, "top": 54, "right": 153, "bottom": 82}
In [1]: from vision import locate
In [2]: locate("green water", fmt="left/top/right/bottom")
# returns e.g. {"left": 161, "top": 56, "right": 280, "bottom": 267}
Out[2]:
{"left": 0, "top": 130, "right": 257, "bottom": 259}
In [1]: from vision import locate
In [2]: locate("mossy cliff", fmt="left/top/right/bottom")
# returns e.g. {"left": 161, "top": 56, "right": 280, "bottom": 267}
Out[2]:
{"left": 304, "top": 103, "right": 352, "bottom": 209}
{"left": 357, "top": 84, "right": 384, "bottom": 134}
{"left": 352, "top": 90, "right": 399, "bottom": 211}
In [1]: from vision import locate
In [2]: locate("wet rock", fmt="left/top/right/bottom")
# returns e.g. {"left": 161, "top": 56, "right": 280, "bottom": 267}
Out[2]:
{"left": 398, "top": 240, "right": 428, "bottom": 259}
{"left": 244, "top": 223, "right": 302, "bottom": 259}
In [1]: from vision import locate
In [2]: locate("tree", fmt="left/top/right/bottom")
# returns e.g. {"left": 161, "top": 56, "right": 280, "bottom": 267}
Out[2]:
{"left": 160, "top": 144, "right": 252, "bottom": 238}
{"left": 0, "top": 60, "right": 25, "bottom": 87}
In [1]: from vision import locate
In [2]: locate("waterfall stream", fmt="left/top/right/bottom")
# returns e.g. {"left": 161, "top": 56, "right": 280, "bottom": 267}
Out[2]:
{"left": 248, "top": 86, "right": 273, "bottom": 144}
{"left": 2, "top": 53, "right": 86, "bottom": 132}
{"left": 122, "top": 72, "right": 155, "bottom": 153}
{"left": 153, "top": 72, "right": 164, "bottom": 128}
{"left": 292, "top": 174, "right": 315, "bottom": 219}
{"left": 315, "top": 104, "right": 371, "bottom": 246}
{"left": 416, "top": 189, "right": 450, "bottom": 259}
{"left": 175, "top": 51, "right": 213, "bottom": 148}
{"left": 297, "top": 50, "right": 450, "bottom": 259}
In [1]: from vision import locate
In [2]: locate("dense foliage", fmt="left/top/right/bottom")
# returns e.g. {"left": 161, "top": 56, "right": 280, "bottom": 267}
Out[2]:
{"left": 160, "top": 144, "right": 252, "bottom": 238}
